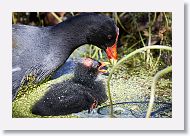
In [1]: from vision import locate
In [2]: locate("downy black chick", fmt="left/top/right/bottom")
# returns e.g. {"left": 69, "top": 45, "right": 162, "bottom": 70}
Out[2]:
{"left": 32, "top": 58, "right": 108, "bottom": 116}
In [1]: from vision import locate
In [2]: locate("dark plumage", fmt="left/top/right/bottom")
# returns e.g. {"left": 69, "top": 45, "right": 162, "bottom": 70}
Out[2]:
{"left": 32, "top": 58, "right": 108, "bottom": 116}
{"left": 12, "top": 13, "right": 118, "bottom": 100}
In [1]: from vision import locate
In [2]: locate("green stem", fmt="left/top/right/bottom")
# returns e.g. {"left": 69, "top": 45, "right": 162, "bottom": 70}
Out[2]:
{"left": 147, "top": 12, "right": 157, "bottom": 66}
{"left": 89, "top": 45, "right": 92, "bottom": 58}
{"left": 107, "top": 45, "right": 172, "bottom": 117}
{"left": 70, "top": 12, "right": 74, "bottom": 16}
{"left": 146, "top": 66, "right": 172, "bottom": 118}
{"left": 152, "top": 12, "right": 157, "bottom": 25}
{"left": 139, "top": 31, "right": 146, "bottom": 47}
{"left": 152, "top": 50, "right": 162, "bottom": 71}
{"left": 163, "top": 12, "right": 169, "bottom": 28}
{"left": 139, "top": 31, "right": 146, "bottom": 60}
{"left": 115, "top": 13, "right": 127, "bottom": 32}
{"left": 128, "top": 38, "right": 146, "bottom": 51}
{"left": 107, "top": 77, "right": 114, "bottom": 117}
{"left": 51, "top": 12, "right": 62, "bottom": 23}
{"left": 12, "top": 13, "right": 16, "bottom": 24}
{"left": 92, "top": 47, "right": 100, "bottom": 59}
{"left": 99, "top": 49, "right": 103, "bottom": 59}
{"left": 147, "top": 13, "right": 152, "bottom": 65}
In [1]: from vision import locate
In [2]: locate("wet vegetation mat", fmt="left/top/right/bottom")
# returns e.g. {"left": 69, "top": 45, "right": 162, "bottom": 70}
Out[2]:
{"left": 12, "top": 60, "right": 172, "bottom": 118}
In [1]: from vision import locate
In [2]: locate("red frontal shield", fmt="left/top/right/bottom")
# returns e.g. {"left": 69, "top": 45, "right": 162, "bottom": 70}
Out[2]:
{"left": 106, "top": 27, "right": 119, "bottom": 60}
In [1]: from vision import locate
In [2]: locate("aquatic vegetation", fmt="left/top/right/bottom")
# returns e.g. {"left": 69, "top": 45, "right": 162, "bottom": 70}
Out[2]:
{"left": 107, "top": 45, "right": 172, "bottom": 117}
{"left": 12, "top": 64, "right": 172, "bottom": 118}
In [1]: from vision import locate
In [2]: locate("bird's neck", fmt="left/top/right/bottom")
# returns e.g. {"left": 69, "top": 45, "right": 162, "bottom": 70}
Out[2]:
{"left": 50, "top": 19, "right": 91, "bottom": 51}
{"left": 73, "top": 76, "right": 96, "bottom": 88}
{"left": 72, "top": 65, "right": 97, "bottom": 86}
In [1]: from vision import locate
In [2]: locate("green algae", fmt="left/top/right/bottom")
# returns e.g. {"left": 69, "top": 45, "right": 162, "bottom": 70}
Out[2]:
{"left": 12, "top": 74, "right": 78, "bottom": 118}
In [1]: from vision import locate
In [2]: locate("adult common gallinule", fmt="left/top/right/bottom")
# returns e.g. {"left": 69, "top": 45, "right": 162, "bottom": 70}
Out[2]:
{"left": 32, "top": 58, "right": 108, "bottom": 116}
{"left": 12, "top": 13, "right": 119, "bottom": 100}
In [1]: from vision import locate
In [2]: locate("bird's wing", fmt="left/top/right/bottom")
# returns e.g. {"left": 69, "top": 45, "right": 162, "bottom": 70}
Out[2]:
{"left": 20, "top": 64, "right": 54, "bottom": 87}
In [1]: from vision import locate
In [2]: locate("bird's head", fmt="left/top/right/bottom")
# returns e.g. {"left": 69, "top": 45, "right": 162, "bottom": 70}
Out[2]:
{"left": 85, "top": 13, "right": 119, "bottom": 62}
{"left": 82, "top": 58, "right": 108, "bottom": 74}
{"left": 74, "top": 58, "right": 108, "bottom": 83}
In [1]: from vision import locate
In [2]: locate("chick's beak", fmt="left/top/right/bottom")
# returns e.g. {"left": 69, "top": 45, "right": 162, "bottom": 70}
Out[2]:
{"left": 98, "top": 62, "right": 108, "bottom": 73}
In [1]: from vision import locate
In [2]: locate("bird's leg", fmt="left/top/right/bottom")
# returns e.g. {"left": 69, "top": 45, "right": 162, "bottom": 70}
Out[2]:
{"left": 88, "top": 99, "right": 98, "bottom": 114}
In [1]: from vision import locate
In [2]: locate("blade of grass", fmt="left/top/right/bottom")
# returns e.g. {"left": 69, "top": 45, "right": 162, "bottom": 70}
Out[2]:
{"left": 12, "top": 13, "right": 16, "bottom": 24}
{"left": 70, "top": 12, "right": 74, "bottom": 16}
{"left": 163, "top": 12, "right": 169, "bottom": 28}
{"left": 152, "top": 49, "right": 162, "bottom": 72}
{"left": 50, "top": 12, "right": 62, "bottom": 23}
{"left": 115, "top": 13, "right": 127, "bottom": 32}
{"left": 146, "top": 13, "right": 152, "bottom": 65}
{"left": 139, "top": 31, "right": 146, "bottom": 60}
{"left": 127, "top": 38, "right": 146, "bottom": 51}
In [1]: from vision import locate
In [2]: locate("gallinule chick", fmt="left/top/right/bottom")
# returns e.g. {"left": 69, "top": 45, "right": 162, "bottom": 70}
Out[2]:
{"left": 12, "top": 13, "right": 119, "bottom": 100}
{"left": 32, "top": 58, "right": 108, "bottom": 116}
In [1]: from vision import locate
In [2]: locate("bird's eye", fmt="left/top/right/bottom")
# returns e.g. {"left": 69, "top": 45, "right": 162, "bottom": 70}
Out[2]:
{"left": 107, "top": 35, "right": 112, "bottom": 40}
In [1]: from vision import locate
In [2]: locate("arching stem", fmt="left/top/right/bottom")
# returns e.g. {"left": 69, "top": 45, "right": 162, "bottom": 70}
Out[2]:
{"left": 146, "top": 66, "right": 172, "bottom": 118}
